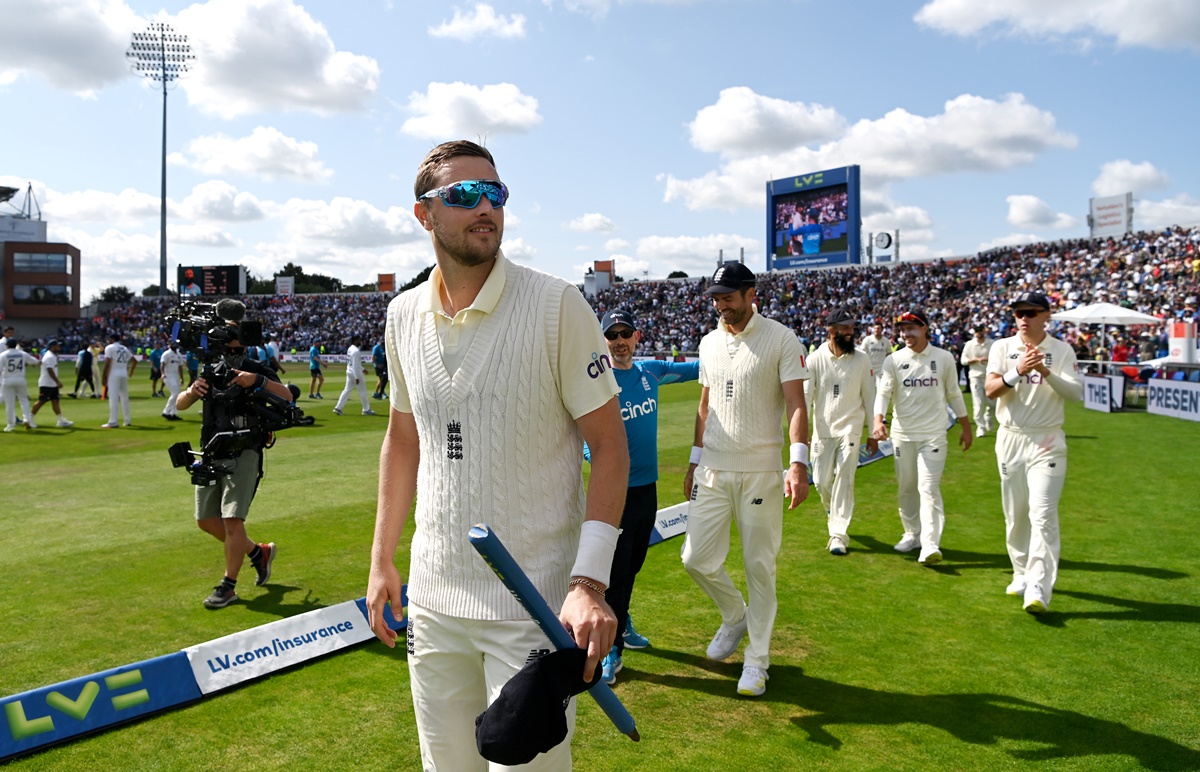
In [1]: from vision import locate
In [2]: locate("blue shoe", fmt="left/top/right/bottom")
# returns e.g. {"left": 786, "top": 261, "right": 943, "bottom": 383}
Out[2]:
{"left": 601, "top": 646, "right": 622, "bottom": 685}
{"left": 623, "top": 616, "right": 650, "bottom": 649}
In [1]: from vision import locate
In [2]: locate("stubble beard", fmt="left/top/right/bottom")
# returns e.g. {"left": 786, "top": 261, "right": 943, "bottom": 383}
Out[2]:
{"left": 432, "top": 218, "right": 502, "bottom": 268}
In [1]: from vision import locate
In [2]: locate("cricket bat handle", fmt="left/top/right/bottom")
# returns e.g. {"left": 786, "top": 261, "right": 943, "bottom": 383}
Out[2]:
{"left": 468, "top": 523, "right": 640, "bottom": 742}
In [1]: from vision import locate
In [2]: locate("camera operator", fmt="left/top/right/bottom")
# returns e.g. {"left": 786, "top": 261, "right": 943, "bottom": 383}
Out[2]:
{"left": 175, "top": 299, "right": 289, "bottom": 609}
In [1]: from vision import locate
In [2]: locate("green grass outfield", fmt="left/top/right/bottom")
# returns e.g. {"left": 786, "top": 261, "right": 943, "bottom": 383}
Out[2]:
{"left": 2, "top": 367, "right": 1199, "bottom": 770}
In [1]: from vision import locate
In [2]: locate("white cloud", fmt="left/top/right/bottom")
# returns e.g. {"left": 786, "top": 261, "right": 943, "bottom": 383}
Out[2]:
{"left": 171, "top": 127, "right": 332, "bottom": 182}
{"left": 604, "top": 238, "right": 631, "bottom": 252}
{"left": 170, "top": 223, "right": 238, "bottom": 247}
{"left": 636, "top": 233, "right": 759, "bottom": 277}
{"left": 1091, "top": 160, "right": 1171, "bottom": 197}
{"left": 546, "top": 0, "right": 705, "bottom": 19}
{"left": 665, "top": 91, "right": 1075, "bottom": 212}
{"left": 0, "top": 0, "right": 139, "bottom": 92}
{"left": 43, "top": 187, "right": 162, "bottom": 226}
{"left": 176, "top": 0, "right": 379, "bottom": 118}
{"left": 401, "top": 82, "right": 542, "bottom": 138}
{"left": 429, "top": 4, "right": 526, "bottom": 40}
{"left": 1136, "top": 195, "right": 1200, "bottom": 231}
{"left": 179, "top": 181, "right": 265, "bottom": 221}
{"left": 1006, "top": 194, "right": 1077, "bottom": 229}
{"left": 689, "top": 87, "right": 846, "bottom": 158}
{"left": 49, "top": 225, "right": 161, "bottom": 299}
{"left": 609, "top": 254, "right": 652, "bottom": 279}
{"left": 502, "top": 236, "right": 536, "bottom": 262}
{"left": 567, "top": 213, "right": 618, "bottom": 232}
{"left": 977, "top": 232, "right": 1044, "bottom": 252}
{"left": 280, "top": 197, "right": 422, "bottom": 248}
{"left": 915, "top": 0, "right": 1200, "bottom": 52}
{"left": 250, "top": 240, "right": 434, "bottom": 288}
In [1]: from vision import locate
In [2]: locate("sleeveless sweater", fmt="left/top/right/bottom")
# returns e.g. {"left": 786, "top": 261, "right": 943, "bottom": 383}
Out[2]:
{"left": 387, "top": 260, "right": 585, "bottom": 620}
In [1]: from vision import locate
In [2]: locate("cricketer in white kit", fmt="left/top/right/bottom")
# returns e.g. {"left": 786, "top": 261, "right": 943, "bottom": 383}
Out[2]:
{"left": 985, "top": 292, "right": 1083, "bottom": 615}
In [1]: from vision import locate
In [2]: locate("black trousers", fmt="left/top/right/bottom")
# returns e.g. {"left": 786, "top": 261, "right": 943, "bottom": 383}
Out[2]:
{"left": 606, "top": 482, "right": 657, "bottom": 654}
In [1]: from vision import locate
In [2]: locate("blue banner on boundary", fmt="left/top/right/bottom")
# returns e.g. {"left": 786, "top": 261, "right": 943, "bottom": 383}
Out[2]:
{"left": 0, "top": 595, "right": 406, "bottom": 763}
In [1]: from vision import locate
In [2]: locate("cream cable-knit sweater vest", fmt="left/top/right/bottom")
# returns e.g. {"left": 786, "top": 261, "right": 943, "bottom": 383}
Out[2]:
{"left": 698, "top": 316, "right": 794, "bottom": 472}
{"left": 388, "top": 261, "right": 585, "bottom": 620}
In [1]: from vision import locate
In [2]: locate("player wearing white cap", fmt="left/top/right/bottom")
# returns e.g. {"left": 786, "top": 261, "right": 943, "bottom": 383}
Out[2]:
{"left": 1, "top": 338, "right": 39, "bottom": 431}
{"left": 985, "top": 292, "right": 1083, "bottom": 614}
{"left": 334, "top": 335, "right": 375, "bottom": 416}
{"left": 683, "top": 261, "right": 810, "bottom": 698}
{"left": 873, "top": 309, "right": 972, "bottom": 565}
{"left": 805, "top": 308, "right": 877, "bottom": 556}
{"left": 102, "top": 333, "right": 137, "bottom": 428}
{"left": 961, "top": 326, "right": 996, "bottom": 437}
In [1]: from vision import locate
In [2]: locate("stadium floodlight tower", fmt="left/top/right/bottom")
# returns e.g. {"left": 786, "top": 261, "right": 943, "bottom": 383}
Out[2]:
{"left": 127, "top": 21, "right": 195, "bottom": 297}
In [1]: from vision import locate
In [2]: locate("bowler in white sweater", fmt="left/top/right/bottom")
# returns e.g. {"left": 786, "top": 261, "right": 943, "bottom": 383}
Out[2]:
{"left": 366, "top": 141, "right": 628, "bottom": 771}
{"left": 682, "top": 262, "right": 810, "bottom": 699}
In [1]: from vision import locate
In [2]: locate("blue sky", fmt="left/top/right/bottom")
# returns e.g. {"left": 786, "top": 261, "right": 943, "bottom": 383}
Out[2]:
{"left": 2, "top": 0, "right": 1198, "bottom": 302}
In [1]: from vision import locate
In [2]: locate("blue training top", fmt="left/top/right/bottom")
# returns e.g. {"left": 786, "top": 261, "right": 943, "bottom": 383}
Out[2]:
{"left": 587, "top": 359, "right": 699, "bottom": 487}
{"left": 309, "top": 345, "right": 321, "bottom": 370}
{"left": 372, "top": 342, "right": 387, "bottom": 369}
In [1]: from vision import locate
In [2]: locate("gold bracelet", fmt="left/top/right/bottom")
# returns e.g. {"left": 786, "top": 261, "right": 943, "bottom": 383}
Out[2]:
{"left": 568, "top": 577, "right": 606, "bottom": 595}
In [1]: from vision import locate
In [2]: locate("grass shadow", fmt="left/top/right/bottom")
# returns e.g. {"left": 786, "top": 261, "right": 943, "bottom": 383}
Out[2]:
{"left": 636, "top": 649, "right": 1200, "bottom": 770}
{"left": 1050, "top": 589, "right": 1200, "bottom": 624}
{"left": 240, "top": 585, "right": 327, "bottom": 617}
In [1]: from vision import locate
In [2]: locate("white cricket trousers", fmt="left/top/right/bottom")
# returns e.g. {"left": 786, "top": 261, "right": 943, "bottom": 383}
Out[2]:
{"left": 892, "top": 436, "right": 948, "bottom": 551}
{"left": 2, "top": 382, "right": 32, "bottom": 428}
{"left": 407, "top": 601, "right": 576, "bottom": 771}
{"left": 163, "top": 375, "right": 181, "bottom": 417}
{"left": 811, "top": 435, "right": 860, "bottom": 537}
{"left": 107, "top": 375, "right": 131, "bottom": 424}
{"left": 996, "top": 426, "right": 1066, "bottom": 603}
{"left": 335, "top": 375, "right": 370, "bottom": 412}
{"left": 681, "top": 466, "right": 783, "bottom": 670}
{"left": 968, "top": 371, "right": 994, "bottom": 432}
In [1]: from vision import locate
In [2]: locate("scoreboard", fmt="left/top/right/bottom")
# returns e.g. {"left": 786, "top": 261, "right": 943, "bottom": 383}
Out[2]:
{"left": 177, "top": 265, "right": 247, "bottom": 296}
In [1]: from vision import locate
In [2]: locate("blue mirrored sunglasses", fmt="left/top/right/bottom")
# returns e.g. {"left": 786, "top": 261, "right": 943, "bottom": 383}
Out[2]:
{"left": 418, "top": 179, "right": 508, "bottom": 209}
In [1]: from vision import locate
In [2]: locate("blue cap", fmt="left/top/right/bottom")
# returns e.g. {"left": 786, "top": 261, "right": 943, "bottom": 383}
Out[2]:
{"left": 600, "top": 309, "right": 636, "bottom": 332}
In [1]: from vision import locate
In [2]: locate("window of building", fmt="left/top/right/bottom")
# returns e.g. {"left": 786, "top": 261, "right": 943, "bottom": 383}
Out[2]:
{"left": 12, "top": 285, "right": 73, "bottom": 305}
{"left": 13, "top": 253, "right": 72, "bottom": 274}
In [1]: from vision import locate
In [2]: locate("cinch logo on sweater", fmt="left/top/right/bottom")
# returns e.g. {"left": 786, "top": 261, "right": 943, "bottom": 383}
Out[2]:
{"left": 621, "top": 397, "right": 657, "bottom": 421}
{"left": 903, "top": 377, "right": 939, "bottom": 388}
{"left": 587, "top": 352, "right": 612, "bottom": 378}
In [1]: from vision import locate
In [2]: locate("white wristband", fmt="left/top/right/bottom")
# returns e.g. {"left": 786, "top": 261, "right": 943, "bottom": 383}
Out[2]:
{"left": 570, "top": 520, "right": 619, "bottom": 588}
{"left": 1003, "top": 367, "right": 1021, "bottom": 388}
{"left": 689, "top": 445, "right": 703, "bottom": 465}
{"left": 790, "top": 442, "right": 809, "bottom": 466}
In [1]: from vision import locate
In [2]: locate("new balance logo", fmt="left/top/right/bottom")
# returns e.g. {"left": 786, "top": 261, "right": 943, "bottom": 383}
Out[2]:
{"left": 525, "top": 648, "right": 551, "bottom": 664}
{"left": 751, "top": 498, "right": 763, "bottom": 505}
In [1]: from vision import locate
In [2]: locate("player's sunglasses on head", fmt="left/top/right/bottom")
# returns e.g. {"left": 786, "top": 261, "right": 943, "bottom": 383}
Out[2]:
{"left": 418, "top": 179, "right": 508, "bottom": 209}
{"left": 1013, "top": 309, "right": 1043, "bottom": 318}
{"left": 605, "top": 329, "right": 636, "bottom": 340}
{"left": 895, "top": 313, "right": 924, "bottom": 324}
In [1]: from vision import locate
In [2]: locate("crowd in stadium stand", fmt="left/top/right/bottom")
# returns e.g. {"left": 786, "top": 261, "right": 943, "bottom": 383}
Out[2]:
{"left": 35, "top": 225, "right": 1200, "bottom": 367}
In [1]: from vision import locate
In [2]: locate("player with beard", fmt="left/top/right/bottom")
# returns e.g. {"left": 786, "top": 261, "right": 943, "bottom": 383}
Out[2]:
{"left": 366, "top": 140, "right": 628, "bottom": 770}
{"left": 872, "top": 310, "right": 972, "bottom": 566}
{"left": 804, "top": 309, "right": 876, "bottom": 555}
{"left": 682, "top": 262, "right": 810, "bottom": 697}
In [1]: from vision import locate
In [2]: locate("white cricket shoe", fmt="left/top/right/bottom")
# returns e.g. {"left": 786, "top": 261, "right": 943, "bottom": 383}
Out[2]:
{"left": 57, "top": 418, "right": 74, "bottom": 428}
{"left": 918, "top": 546, "right": 942, "bottom": 565}
{"left": 894, "top": 534, "right": 920, "bottom": 553}
{"left": 737, "top": 665, "right": 769, "bottom": 697}
{"left": 1024, "top": 584, "right": 1048, "bottom": 615}
{"left": 1005, "top": 576, "right": 1027, "bottom": 597}
{"left": 827, "top": 535, "right": 848, "bottom": 556}
{"left": 705, "top": 612, "right": 748, "bottom": 661}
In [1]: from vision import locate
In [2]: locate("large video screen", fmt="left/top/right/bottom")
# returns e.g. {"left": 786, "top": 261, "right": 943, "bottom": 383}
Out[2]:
{"left": 766, "top": 166, "right": 860, "bottom": 271}
{"left": 177, "top": 265, "right": 246, "bottom": 296}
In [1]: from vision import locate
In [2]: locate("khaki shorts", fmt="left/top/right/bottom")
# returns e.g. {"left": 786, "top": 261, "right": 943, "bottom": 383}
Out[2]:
{"left": 194, "top": 449, "right": 262, "bottom": 520}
